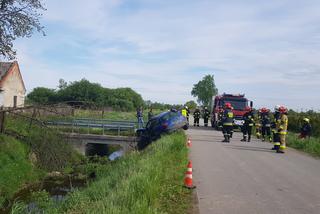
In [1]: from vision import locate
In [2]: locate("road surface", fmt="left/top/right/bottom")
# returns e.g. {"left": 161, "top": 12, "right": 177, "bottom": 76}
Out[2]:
{"left": 187, "top": 125, "right": 320, "bottom": 214}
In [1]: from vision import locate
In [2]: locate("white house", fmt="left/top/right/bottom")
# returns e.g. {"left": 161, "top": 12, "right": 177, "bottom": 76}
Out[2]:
{"left": 0, "top": 61, "right": 26, "bottom": 108}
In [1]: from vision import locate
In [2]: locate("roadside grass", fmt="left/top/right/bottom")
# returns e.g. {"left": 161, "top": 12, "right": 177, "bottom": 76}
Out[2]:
{"left": 74, "top": 109, "right": 164, "bottom": 121}
{"left": 16, "top": 131, "right": 192, "bottom": 214}
{"left": 287, "top": 133, "right": 320, "bottom": 157}
{"left": 0, "top": 135, "right": 42, "bottom": 208}
{"left": 5, "top": 115, "right": 83, "bottom": 171}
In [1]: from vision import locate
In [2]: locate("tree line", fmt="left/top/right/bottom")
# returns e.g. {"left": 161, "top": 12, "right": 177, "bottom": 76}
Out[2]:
{"left": 27, "top": 79, "right": 145, "bottom": 111}
{"left": 27, "top": 79, "right": 186, "bottom": 111}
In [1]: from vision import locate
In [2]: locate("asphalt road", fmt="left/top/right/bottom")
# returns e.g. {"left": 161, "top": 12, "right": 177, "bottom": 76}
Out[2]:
{"left": 187, "top": 124, "right": 320, "bottom": 214}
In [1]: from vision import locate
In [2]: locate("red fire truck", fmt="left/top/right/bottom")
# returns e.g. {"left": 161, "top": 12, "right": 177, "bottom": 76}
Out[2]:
{"left": 211, "top": 93, "right": 253, "bottom": 129}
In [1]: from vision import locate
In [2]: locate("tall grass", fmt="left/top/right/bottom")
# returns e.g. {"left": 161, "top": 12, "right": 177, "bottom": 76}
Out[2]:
{"left": 5, "top": 115, "right": 82, "bottom": 171}
{"left": 287, "top": 133, "right": 320, "bottom": 157}
{"left": 17, "top": 131, "right": 191, "bottom": 213}
{"left": 0, "top": 135, "right": 41, "bottom": 208}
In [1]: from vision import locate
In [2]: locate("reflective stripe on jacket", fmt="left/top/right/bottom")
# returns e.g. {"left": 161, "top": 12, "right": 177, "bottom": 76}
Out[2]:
{"left": 223, "top": 109, "right": 234, "bottom": 126}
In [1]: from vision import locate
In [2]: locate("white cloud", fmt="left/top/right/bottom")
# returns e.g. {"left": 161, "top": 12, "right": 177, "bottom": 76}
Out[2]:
{"left": 13, "top": 0, "right": 320, "bottom": 110}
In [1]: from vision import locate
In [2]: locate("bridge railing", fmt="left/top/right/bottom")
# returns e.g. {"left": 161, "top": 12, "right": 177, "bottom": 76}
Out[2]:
{"left": 74, "top": 118, "right": 139, "bottom": 127}
{"left": 45, "top": 119, "right": 138, "bottom": 136}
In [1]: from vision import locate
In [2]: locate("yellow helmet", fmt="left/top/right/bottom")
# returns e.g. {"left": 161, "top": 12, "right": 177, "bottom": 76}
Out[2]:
{"left": 303, "top": 118, "right": 310, "bottom": 123}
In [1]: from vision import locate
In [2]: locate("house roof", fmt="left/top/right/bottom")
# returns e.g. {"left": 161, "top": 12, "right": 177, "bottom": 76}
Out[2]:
{"left": 0, "top": 62, "right": 14, "bottom": 79}
{"left": 0, "top": 61, "right": 26, "bottom": 92}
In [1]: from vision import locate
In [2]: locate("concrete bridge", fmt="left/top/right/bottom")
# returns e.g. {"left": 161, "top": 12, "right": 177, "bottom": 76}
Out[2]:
{"left": 45, "top": 118, "right": 139, "bottom": 155}
{"left": 65, "top": 133, "right": 137, "bottom": 154}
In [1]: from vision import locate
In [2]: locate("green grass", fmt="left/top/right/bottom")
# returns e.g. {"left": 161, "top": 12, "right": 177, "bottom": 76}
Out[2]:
{"left": 0, "top": 135, "right": 42, "bottom": 207}
{"left": 14, "top": 131, "right": 192, "bottom": 214}
{"left": 74, "top": 109, "right": 164, "bottom": 121}
{"left": 287, "top": 133, "right": 320, "bottom": 157}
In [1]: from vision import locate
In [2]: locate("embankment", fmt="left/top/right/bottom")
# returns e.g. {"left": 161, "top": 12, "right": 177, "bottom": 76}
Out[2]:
{"left": 12, "top": 131, "right": 192, "bottom": 213}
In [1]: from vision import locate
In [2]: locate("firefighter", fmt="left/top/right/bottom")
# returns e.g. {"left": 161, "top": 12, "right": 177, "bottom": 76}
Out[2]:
{"left": 241, "top": 106, "right": 254, "bottom": 142}
{"left": 261, "top": 108, "right": 272, "bottom": 142}
{"left": 277, "top": 106, "right": 288, "bottom": 153}
{"left": 193, "top": 107, "right": 201, "bottom": 127}
{"left": 181, "top": 106, "right": 188, "bottom": 118}
{"left": 222, "top": 103, "right": 234, "bottom": 142}
{"left": 203, "top": 106, "right": 210, "bottom": 127}
{"left": 217, "top": 109, "right": 224, "bottom": 129}
{"left": 255, "top": 109, "right": 262, "bottom": 139}
{"left": 186, "top": 106, "right": 190, "bottom": 122}
{"left": 299, "top": 118, "right": 312, "bottom": 139}
{"left": 271, "top": 105, "right": 281, "bottom": 150}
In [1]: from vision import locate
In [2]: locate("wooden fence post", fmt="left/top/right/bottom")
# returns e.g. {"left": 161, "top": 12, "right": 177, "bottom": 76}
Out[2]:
{"left": 0, "top": 107, "right": 5, "bottom": 134}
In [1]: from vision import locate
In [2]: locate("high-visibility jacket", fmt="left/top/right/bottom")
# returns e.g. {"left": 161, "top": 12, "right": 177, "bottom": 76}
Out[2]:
{"left": 222, "top": 109, "right": 234, "bottom": 126}
{"left": 181, "top": 109, "right": 187, "bottom": 117}
{"left": 279, "top": 114, "right": 288, "bottom": 135}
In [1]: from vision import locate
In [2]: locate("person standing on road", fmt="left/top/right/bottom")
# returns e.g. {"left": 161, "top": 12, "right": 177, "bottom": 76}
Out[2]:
{"left": 181, "top": 106, "right": 187, "bottom": 118}
{"left": 193, "top": 107, "right": 201, "bottom": 127}
{"left": 186, "top": 106, "right": 190, "bottom": 122}
{"left": 137, "top": 107, "right": 144, "bottom": 129}
{"left": 299, "top": 118, "right": 312, "bottom": 139}
{"left": 255, "top": 109, "right": 262, "bottom": 139}
{"left": 277, "top": 106, "right": 288, "bottom": 153}
{"left": 241, "top": 106, "right": 254, "bottom": 142}
{"left": 148, "top": 108, "right": 154, "bottom": 121}
{"left": 203, "top": 106, "right": 210, "bottom": 127}
{"left": 261, "top": 108, "right": 272, "bottom": 142}
{"left": 271, "top": 105, "right": 281, "bottom": 150}
{"left": 222, "top": 103, "right": 234, "bottom": 142}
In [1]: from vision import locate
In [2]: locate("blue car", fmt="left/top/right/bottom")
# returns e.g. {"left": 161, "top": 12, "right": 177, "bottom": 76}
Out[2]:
{"left": 136, "top": 109, "right": 189, "bottom": 149}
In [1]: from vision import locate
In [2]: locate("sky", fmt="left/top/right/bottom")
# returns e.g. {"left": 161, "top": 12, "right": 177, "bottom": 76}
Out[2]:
{"left": 13, "top": 0, "right": 320, "bottom": 111}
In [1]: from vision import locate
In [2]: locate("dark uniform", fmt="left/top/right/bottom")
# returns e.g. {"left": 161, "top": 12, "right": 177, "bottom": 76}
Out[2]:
{"left": 193, "top": 108, "right": 201, "bottom": 127}
{"left": 222, "top": 108, "right": 234, "bottom": 142}
{"left": 203, "top": 107, "right": 210, "bottom": 127}
{"left": 261, "top": 112, "right": 272, "bottom": 142}
{"left": 241, "top": 110, "right": 254, "bottom": 142}
{"left": 299, "top": 118, "right": 311, "bottom": 139}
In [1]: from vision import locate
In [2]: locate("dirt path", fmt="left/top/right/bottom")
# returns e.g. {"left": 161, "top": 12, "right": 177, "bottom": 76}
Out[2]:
{"left": 187, "top": 127, "right": 320, "bottom": 214}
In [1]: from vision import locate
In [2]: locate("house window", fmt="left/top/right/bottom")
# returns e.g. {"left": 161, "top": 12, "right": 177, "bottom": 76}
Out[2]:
{"left": 13, "top": 96, "right": 17, "bottom": 108}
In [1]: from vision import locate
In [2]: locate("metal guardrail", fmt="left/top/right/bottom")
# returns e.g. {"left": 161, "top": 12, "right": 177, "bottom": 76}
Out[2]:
{"left": 74, "top": 118, "right": 139, "bottom": 126}
{"left": 46, "top": 119, "right": 137, "bottom": 136}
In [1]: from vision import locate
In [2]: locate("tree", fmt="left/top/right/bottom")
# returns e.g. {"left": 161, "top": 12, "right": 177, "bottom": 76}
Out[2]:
{"left": 57, "top": 79, "right": 104, "bottom": 104}
{"left": 191, "top": 75, "right": 218, "bottom": 107}
{"left": 27, "top": 87, "right": 56, "bottom": 104}
{"left": 0, "top": 0, "right": 45, "bottom": 59}
{"left": 58, "top": 78, "right": 68, "bottom": 89}
{"left": 184, "top": 100, "right": 197, "bottom": 110}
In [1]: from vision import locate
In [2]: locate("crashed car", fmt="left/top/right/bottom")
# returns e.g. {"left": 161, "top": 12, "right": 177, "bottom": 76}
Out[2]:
{"left": 136, "top": 109, "right": 189, "bottom": 149}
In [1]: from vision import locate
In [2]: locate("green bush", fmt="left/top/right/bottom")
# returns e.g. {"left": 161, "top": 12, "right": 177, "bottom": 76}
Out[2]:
{"left": 287, "top": 110, "right": 320, "bottom": 137}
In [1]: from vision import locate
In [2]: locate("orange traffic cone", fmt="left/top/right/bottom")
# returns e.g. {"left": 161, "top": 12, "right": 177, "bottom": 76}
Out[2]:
{"left": 184, "top": 161, "right": 196, "bottom": 189}
{"left": 187, "top": 138, "right": 192, "bottom": 147}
